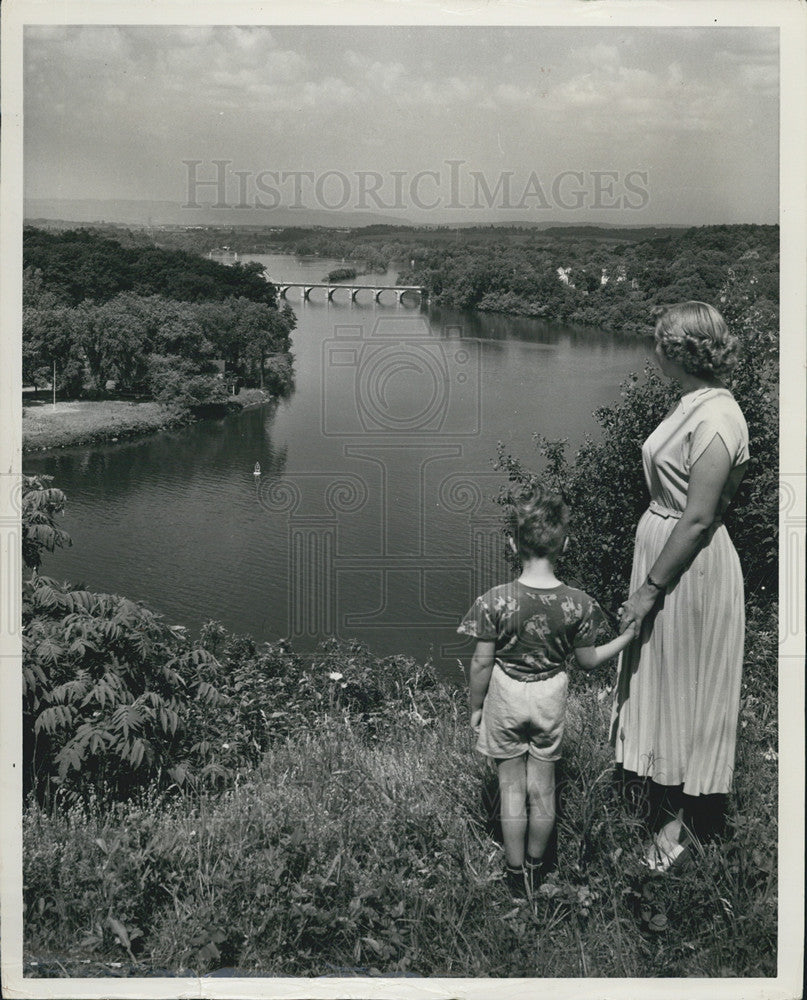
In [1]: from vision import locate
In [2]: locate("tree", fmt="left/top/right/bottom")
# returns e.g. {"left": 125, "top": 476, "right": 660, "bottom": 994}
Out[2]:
{"left": 67, "top": 301, "right": 115, "bottom": 394}
{"left": 23, "top": 268, "right": 86, "bottom": 396}
{"left": 93, "top": 297, "right": 151, "bottom": 392}
{"left": 238, "top": 301, "right": 295, "bottom": 387}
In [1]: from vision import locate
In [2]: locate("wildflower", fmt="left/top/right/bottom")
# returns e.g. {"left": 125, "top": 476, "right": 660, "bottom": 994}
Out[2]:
{"left": 577, "top": 886, "right": 597, "bottom": 910}
{"left": 329, "top": 672, "right": 344, "bottom": 681}
{"left": 222, "top": 743, "right": 230, "bottom": 750}
{"left": 763, "top": 748, "right": 778, "bottom": 762}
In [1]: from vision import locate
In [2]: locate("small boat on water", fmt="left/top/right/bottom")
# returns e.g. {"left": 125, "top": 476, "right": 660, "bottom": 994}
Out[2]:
{"left": 253, "top": 462, "right": 261, "bottom": 476}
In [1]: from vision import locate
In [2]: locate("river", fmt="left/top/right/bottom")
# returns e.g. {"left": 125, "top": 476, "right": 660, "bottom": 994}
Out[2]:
{"left": 25, "top": 253, "right": 653, "bottom": 679}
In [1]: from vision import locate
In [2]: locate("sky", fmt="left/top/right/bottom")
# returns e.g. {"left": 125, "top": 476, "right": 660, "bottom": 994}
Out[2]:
{"left": 23, "top": 24, "right": 779, "bottom": 225}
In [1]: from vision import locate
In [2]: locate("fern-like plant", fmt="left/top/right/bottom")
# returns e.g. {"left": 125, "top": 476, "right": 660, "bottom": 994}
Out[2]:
{"left": 22, "top": 574, "right": 227, "bottom": 801}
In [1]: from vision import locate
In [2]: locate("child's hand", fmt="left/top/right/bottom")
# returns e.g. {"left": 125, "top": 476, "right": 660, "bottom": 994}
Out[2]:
{"left": 623, "top": 620, "right": 639, "bottom": 639}
{"left": 470, "top": 708, "right": 483, "bottom": 732}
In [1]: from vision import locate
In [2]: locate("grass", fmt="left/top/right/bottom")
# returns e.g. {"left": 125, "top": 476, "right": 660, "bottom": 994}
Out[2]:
{"left": 22, "top": 389, "right": 270, "bottom": 452}
{"left": 23, "top": 628, "right": 777, "bottom": 980}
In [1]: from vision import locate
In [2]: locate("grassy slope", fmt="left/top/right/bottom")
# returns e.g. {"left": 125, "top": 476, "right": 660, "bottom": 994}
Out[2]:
{"left": 24, "top": 656, "right": 776, "bottom": 979}
{"left": 22, "top": 390, "right": 269, "bottom": 452}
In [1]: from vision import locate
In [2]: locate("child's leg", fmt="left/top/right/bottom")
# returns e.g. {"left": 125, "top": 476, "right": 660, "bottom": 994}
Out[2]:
{"left": 496, "top": 755, "right": 528, "bottom": 867}
{"left": 526, "top": 756, "right": 556, "bottom": 860}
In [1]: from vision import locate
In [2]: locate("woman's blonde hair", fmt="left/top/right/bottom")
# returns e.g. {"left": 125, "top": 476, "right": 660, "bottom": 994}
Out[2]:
{"left": 654, "top": 301, "right": 740, "bottom": 379}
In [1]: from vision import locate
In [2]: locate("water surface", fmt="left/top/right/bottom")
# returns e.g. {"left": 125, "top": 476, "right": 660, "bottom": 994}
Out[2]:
{"left": 25, "top": 253, "right": 653, "bottom": 677}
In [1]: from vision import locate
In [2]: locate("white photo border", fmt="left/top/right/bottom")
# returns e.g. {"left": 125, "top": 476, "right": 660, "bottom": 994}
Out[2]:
{"left": 1, "top": 1, "right": 804, "bottom": 998}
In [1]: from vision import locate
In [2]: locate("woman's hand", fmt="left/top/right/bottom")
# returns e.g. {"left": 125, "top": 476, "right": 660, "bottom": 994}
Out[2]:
{"left": 618, "top": 582, "right": 661, "bottom": 634}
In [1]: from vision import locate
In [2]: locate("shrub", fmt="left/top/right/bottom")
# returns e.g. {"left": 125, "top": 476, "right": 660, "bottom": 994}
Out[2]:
{"left": 22, "top": 475, "right": 72, "bottom": 571}
{"left": 22, "top": 573, "right": 227, "bottom": 801}
{"left": 193, "top": 626, "right": 445, "bottom": 767}
{"left": 325, "top": 267, "right": 357, "bottom": 282}
{"left": 259, "top": 353, "right": 295, "bottom": 397}
{"left": 146, "top": 354, "right": 233, "bottom": 411}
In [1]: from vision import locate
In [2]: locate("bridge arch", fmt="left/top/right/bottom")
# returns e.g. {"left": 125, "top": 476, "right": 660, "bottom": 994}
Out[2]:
{"left": 273, "top": 282, "right": 426, "bottom": 304}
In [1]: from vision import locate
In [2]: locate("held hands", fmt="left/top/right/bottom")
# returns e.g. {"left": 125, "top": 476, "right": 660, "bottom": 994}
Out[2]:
{"left": 618, "top": 583, "right": 660, "bottom": 635}
{"left": 620, "top": 619, "right": 640, "bottom": 639}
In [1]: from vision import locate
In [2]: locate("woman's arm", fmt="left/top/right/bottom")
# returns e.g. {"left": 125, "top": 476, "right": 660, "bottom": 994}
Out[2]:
{"left": 619, "top": 435, "right": 735, "bottom": 633}
{"left": 468, "top": 640, "right": 496, "bottom": 730}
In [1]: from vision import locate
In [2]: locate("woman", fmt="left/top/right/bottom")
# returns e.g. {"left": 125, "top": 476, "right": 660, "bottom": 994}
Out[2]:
{"left": 611, "top": 301, "right": 749, "bottom": 869}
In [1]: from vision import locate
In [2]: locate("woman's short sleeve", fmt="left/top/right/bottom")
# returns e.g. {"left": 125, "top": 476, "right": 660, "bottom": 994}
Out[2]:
{"left": 573, "top": 594, "right": 606, "bottom": 648}
{"left": 688, "top": 398, "right": 750, "bottom": 469}
{"left": 457, "top": 594, "right": 498, "bottom": 641}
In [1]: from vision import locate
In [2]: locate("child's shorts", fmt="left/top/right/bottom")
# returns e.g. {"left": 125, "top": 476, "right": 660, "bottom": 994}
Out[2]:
{"left": 477, "top": 665, "right": 569, "bottom": 762}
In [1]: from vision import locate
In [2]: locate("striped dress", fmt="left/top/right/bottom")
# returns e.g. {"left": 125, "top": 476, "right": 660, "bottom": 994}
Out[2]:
{"left": 610, "top": 387, "right": 750, "bottom": 796}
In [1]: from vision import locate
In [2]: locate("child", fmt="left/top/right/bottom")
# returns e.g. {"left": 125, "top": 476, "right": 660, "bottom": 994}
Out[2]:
{"left": 458, "top": 489, "right": 637, "bottom": 903}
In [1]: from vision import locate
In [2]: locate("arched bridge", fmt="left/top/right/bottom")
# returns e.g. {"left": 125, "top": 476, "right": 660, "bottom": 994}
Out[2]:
{"left": 276, "top": 282, "right": 427, "bottom": 304}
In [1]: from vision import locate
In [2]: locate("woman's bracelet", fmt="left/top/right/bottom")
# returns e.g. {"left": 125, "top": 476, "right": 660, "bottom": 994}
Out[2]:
{"left": 646, "top": 574, "right": 665, "bottom": 593}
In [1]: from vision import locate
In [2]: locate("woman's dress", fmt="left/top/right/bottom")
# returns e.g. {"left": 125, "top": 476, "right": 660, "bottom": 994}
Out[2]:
{"left": 610, "top": 387, "right": 750, "bottom": 796}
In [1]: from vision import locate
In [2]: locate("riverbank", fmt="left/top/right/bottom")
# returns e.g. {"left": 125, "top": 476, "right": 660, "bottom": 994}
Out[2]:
{"left": 22, "top": 389, "right": 271, "bottom": 453}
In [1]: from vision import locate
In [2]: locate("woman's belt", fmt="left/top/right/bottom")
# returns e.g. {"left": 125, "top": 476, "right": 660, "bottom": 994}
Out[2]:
{"left": 647, "top": 499, "right": 723, "bottom": 528}
{"left": 648, "top": 500, "right": 683, "bottom": 518}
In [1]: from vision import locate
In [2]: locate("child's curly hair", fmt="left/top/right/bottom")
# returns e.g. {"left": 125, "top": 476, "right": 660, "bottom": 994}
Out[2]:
{"left": 509, "top": 487, "right": 569, "bottom": 562}
{"left": 654, "top": 301, "right": 740, "bottom": 379}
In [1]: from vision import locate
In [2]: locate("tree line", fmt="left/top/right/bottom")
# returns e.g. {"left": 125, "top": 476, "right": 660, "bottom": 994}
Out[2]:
{"left": 396, "top": 224, "right": 779, "bottom": 335}
{"left": 32, "top": 223, "right": 778, "bottom": 343}
{"left": 142, "top": 221, "right": 777, "bottom": 342}
{"left": 23, "top": 227, "right": 296, "bottom": 407}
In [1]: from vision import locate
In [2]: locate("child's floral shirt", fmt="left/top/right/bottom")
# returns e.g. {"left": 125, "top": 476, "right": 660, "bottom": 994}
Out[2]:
{"left": 458, "top": 580, "right": 604, "bottom": 680}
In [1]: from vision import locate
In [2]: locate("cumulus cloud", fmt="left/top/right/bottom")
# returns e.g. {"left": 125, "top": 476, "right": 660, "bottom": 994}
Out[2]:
{"left": 549, "top": 52, "right": 739, "bottom": 134}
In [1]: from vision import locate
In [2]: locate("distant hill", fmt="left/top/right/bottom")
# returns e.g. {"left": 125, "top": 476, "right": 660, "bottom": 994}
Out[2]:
{"left": 25, "top": 198, "right": 700, "bottom": 235}
{"left": 24, "top": 198, "right": 409, "bottom": 230}
{"left": 540, "top": 225, "right": 688, "bottom": 242}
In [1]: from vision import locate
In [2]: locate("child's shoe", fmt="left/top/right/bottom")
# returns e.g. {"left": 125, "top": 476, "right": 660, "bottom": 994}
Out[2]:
{"left": 504, "top": 864, "right": 528, "bottom": 903}
{"left": 524, "top": 854, "right": 545, "bottom": 900}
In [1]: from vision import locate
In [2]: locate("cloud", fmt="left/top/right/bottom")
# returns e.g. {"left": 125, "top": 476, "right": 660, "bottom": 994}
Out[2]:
{"left": 24, "top": 25, "right": 363, "bottom": 123}
{"left": 343, "top": 49, "right": 491, "bottom": 110}
{"left": 714, "top": 36, "right": 778, "bottom": 97}
{"left": 583, "top": 42, "right": 621, "bottom": 68}
{"left": 22, "top": 24, "right": 779, "bottom": 216}
{"left": 549, "top": 54, "right": 739, "bottom": 134}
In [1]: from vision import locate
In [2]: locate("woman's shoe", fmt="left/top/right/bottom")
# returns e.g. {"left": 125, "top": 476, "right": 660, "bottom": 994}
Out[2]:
{"left": 642, "top": 836, "right": 688, "bottom": 873}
